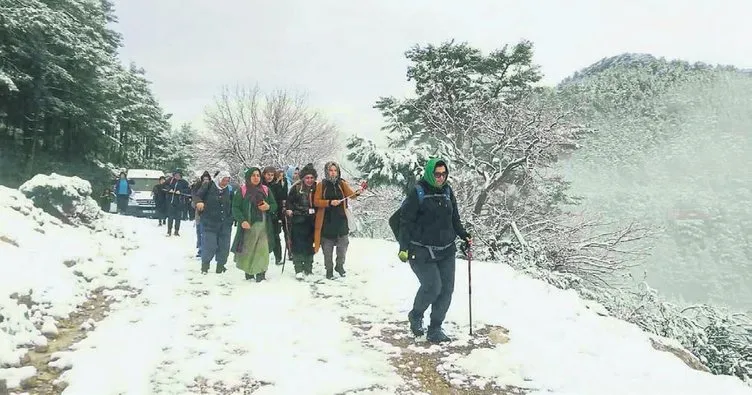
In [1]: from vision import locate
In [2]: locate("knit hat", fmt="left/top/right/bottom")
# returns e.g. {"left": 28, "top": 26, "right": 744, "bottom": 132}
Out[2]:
{"left": 299, "top": 163, "right": 317, "bottom": 180}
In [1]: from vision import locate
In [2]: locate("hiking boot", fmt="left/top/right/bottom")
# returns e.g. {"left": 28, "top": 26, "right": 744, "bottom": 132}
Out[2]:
{"left": 334, "top": 264, "right": 346, "bottom": 277}
{"left": 293, "top": 260, "right": 303, "bottom": 274}
{"left": 255, "top": 272, "right": 266, "bottom": 282}
{"left": 325, "top": 268, "right": 334, "bottom": 280}
{"left": 303, "top": 262, "right": 313, "bottom": 275}
{"left": 244, "top": 272, "right": 252, "bottom": 280}
{"left": 174, "top": 231, "right": 180, "bottom": 237}
{"left": 426, "top": 326, "right": 451, "bottom": 343}
{"left": 215, "top": 265, "right": 226, "bottom": 274}
{"left": 408, "top": 312, "right": 425, "bottom": 337}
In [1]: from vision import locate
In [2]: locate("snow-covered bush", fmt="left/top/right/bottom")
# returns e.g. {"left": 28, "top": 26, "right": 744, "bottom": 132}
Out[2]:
{"left": 18, "top": 173, "right": 103, "bottom": 228}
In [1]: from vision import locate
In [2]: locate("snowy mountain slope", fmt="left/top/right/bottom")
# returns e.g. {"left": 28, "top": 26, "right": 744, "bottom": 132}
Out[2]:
{"left": 1, "top": 184, "right": 751, "bottom": 394}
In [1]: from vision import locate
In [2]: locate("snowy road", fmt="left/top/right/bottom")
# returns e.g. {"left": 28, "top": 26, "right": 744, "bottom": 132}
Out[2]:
{"left": 55, "top": 220, "right": 403, "bottom": 394}
{"left": 4, "top": 203, "right": 752, "bottom": 395}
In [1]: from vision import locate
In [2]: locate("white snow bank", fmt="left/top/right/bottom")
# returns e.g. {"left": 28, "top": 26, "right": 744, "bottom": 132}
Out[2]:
{"left": 3, "top": 182, "right": 749, "bottom": 395}
{"left": 320, "top": 238, "right": 752, "bottom": 395}
{"left": 18, "top": 173, "right": 105, "bottom": 228}
{"left": 0, "top": 182, "right": 137, "bottom": 390}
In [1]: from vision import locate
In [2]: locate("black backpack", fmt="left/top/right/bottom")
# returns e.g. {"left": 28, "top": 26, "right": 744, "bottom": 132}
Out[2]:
{"left": 388, "top": 184, "right": 452, "bottom": 240}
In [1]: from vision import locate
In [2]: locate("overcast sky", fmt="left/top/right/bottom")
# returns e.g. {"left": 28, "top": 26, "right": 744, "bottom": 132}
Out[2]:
{"left": 112, "top": 0, "right": 750, "bottom": 142}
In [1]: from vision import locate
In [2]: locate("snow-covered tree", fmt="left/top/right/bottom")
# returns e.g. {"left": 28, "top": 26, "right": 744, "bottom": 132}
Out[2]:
{"left": 194, "top": 85, "right": 341, "bottom": 177}
{"left": 0, "top": 0, "right": 172, "bottom": 187}
{"left": 347, "top": 40, "right": 625, "bottom": 267}
{"left": 157, "top": 123, "right": 196, "bottom": 173}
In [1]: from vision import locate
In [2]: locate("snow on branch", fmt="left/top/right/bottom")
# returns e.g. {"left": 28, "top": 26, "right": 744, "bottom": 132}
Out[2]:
{"left": 195, "top": 85, "right": 341, "bottom": 176}
{"left": 412, "top": 90, "right": 582, "bottom": 217}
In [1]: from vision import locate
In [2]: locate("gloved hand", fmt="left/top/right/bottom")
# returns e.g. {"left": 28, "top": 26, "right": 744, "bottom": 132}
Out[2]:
{"left": 398, "top": 250, "right": 409, "bottom": 262}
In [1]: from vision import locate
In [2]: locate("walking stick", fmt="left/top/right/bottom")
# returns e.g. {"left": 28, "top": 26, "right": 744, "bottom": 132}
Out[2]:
{"left": 281, "top": 203, "right": 292, "bottom": 274}
{"left": 466, "top": 240, "right": 473, "bottom": 336}
{"left": 336, "top": 181, "right": 368, "bottom": 203}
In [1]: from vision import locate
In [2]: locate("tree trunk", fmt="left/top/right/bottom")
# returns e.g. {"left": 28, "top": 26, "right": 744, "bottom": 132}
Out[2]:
{"left": 472, "top": 189, "right": 489, "bottom": 217}
{"left": 472, "top": 157, "right": 528, "bottom": 217}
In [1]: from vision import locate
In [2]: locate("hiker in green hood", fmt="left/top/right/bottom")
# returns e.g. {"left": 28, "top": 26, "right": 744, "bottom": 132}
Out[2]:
{"left": 397, "top": 157, "right": 471, "bottom": 343}
{"left": 231, "top": 167, "right": 278, "bottom": 282}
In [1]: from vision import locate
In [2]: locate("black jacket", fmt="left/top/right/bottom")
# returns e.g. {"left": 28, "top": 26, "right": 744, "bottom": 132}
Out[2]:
{"left": 320, "top": 179, "right": 348, "bottom": 239}
{"left": 194, "top": 181, "right": 233, "bottom": 232}
{"left": 152, "top": 183, "right": 167, "bottom": 208}
{"left": 287, "top": 182, "right": 316, "bottom": 222}
{"left": 267, "top": 179, "right": 288, "bottom": 219}
{"left": 163, "top": 178, "right": 191, "bottom": 207}
{"left": 398, "top": 179, "right": 468, "bottom": 253}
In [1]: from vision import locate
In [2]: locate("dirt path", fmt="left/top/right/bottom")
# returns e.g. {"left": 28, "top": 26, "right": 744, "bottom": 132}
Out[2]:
{"left": 345, "top": 316, "right": 527, "bottom": 395}
{"left": 306, "top": 274, "right": 527, "bottom": 394}
{"left": 10, "top": 286, "right": 138, "bottom": 395}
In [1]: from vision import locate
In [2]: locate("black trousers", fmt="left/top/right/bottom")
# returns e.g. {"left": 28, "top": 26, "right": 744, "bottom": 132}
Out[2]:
{"left": 408, "top": 247, "right": 456, "bottom": 329}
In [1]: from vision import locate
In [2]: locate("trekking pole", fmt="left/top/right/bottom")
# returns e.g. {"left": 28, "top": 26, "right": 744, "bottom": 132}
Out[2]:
{"left": 467, "top": 240, "right": 473, "bottom": 336}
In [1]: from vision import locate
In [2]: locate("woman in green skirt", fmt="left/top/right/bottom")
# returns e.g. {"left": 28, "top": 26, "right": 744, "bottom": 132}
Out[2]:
{"left": 231, "top": 167, "right": 278, "bottom": 282}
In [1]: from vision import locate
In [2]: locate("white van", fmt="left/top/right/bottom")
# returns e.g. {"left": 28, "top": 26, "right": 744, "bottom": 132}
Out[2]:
{"left": 125, "top": 169, "right": 165, "bottom": 217}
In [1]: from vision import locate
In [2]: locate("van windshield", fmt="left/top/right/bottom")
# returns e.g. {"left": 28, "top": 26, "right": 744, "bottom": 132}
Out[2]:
{"left": 130, "top": 178, "right": 158, "bottom": 192}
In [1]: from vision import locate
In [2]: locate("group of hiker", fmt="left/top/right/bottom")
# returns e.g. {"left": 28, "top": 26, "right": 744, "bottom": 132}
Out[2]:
{"left": 141, "top": 158, "right": 471, "bottom": 343}
{"left": 150, "top": 163, "right": 362, "bottom": 283}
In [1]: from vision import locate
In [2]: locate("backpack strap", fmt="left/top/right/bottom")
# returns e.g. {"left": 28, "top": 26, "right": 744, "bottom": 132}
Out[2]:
{"left": 415, "top": 184, "right": 426, "bottom": 204}
{"left": 241, "top": 184, "right": 269, "bottom": 198}
{"left": 421, "top": 185, "right": 451, "bottom": 203}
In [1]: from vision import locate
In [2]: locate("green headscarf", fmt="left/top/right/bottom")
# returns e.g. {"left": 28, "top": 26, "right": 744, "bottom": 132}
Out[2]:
{"left": 422, "top": 158, "right": 448, "bottom": 188}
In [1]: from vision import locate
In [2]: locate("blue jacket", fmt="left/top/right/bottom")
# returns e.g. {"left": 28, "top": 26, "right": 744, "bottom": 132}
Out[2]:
{"left": 114, "top": 179, "right": 132, "bottom": 196}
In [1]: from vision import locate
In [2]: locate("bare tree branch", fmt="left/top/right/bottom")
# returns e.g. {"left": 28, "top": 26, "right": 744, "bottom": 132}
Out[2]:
{"left": 194, "top": 85, "right": 341, "bottom": 177}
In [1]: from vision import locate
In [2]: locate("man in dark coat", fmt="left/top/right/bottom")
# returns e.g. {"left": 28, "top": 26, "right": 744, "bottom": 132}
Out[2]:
{"left": 262, "top": 166, "right": 288, "bottom": 266}
{"left": 194, "top": 170, "right": 234, "bottom": 274}
{"left": 152, "top": 176, "right": 167, "bottom": 226}
{"left": 192, "top": 171, "right": 212, "bottom": 256}
{"left": 163, "top": 169, "right": 191, "bottom": 236}
{"left": 398, "top": 158, "right": 471, "bottom": 343}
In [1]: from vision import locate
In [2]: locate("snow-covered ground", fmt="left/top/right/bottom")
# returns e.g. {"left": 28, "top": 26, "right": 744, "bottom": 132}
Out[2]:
{"left": 2, "top": 183, "right": 751, "bottom": 395}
